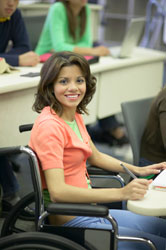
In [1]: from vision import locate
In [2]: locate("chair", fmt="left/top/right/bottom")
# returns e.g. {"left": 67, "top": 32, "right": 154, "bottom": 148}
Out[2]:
{"left": 0, "top": 146, "right": 156, "bottom": 250}
{"left": 121, "top": 97, "right": 154, "bottom": 166}
{"left": 23, "top": 15, "right": 46, "bottom": 50}
{"left": 0, "top": 231, "right": 87, "bottom": 250}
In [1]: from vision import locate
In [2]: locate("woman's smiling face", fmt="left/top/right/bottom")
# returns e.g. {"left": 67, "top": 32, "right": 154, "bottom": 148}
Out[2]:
{"left": 53, "top": 65, "right": 86, "bottom": 113}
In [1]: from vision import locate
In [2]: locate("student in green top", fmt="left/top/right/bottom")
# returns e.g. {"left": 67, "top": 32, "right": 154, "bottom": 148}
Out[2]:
{"left": 35, "top": 0, "right": 110, "bottom": 56}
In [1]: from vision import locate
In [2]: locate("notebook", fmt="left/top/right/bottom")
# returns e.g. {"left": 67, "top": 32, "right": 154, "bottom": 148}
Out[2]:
{"left": 111, "top": 17, "right": 145, "bottom": 59}
{"left": 151, "top": 169, "right": 166, "bottom": 191}
{"left": 40, "top": 53, "right": 99, "bottom": 64}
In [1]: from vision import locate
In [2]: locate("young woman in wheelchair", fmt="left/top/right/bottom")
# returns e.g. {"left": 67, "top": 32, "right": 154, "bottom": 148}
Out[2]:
{"left": 29, "top": 51, "right": 166, "bottom": 250}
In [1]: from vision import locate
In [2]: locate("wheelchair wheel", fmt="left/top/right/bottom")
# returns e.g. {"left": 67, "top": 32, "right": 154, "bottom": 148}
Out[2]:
{"left": 1, "top": 192, "right": 35, "bottom": 237}
{"left": 0, "top": 231, "right": 87, "bottom": 250}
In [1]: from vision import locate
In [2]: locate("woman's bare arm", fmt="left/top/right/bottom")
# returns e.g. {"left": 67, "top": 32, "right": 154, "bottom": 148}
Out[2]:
{"left": 44, "top": 168, "right": 149, "bottom": 204}
{"left": 88, "top": 140, "right": 166, "bottom": 177}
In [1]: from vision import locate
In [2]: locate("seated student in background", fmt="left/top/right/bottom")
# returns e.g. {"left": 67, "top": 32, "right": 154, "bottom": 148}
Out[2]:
{"left": 35, "top": 0, "right": 110, "bottom": 56}
{"left": 0, "top": 0, "right": 39, "bottom": 66}
{"left": 0, "top": 0, "right": 38, "bottom": 215}
{"left": 139, "top": 86, "right": 166, "bottom": 166}
{"left": 35, "top": 0, "right": 128, "bottom": 146}
{"left": 29, "top": 51, "right": 166, "bottom": 250}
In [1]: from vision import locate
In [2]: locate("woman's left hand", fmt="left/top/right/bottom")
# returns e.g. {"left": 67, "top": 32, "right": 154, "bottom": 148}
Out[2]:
{"left": 135, "top": 162, "right": 166, "bottom": 177}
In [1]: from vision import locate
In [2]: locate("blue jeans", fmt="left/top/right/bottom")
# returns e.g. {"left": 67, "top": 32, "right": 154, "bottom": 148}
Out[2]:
{"left": 98, "top": 115, "right": 120, "bottom": 131}
{"left": 0, "top": 156, "right": 19, "bottom": 197}
{"left": 63, "top": 209, "right": 166, "bottom": 250}
{"left": 86, "top": 115, "right": 120, "bottom": 140}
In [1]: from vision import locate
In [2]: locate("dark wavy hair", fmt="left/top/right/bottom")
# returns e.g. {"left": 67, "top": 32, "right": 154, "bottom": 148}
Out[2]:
{"left": 57, "top": 0, "right": 86, "bottom": 41}
{"left": 33, "top": 51, "right": 96, "bottom": 115}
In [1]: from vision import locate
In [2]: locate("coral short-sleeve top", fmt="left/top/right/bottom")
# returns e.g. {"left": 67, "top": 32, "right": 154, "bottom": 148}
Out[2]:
{"left": 29, "top": 107, "right": 92, "bottom": 189}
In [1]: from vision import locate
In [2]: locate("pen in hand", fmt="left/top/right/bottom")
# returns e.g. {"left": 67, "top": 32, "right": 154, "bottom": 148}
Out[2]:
{"left": 120, "top": 163, "right": 137, "bottom": 179}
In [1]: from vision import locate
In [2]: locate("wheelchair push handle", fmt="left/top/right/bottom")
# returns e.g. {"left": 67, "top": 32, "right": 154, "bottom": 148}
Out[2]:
{"left": 19, "top": 124, "right": 33, "bottom": 133}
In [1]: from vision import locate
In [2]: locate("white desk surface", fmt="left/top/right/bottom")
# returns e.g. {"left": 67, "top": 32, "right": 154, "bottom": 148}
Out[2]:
{"left": 127, "top": 184, "right": 166, "bottom": 216}
{"left": 90, "top": 47, "right": 166, "bottom": 74}
{"left": 95, "top": 47, "right": 166, "bottom": 118}
{"left": 0, "top": 64, "right": 41, "bottom": 94}
{"left": 1, "top": 47, "right": 165, "bottom": 95}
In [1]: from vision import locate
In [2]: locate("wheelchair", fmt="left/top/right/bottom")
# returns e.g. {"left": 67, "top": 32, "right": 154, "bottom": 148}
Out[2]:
{"left": 0, "top": 145, "right": 156, "bottom": 250}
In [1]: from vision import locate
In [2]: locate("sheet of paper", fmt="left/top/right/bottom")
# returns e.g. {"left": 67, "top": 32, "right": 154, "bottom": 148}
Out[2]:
{"left": 152, "top": 169, "right": 166, "bottom": 188}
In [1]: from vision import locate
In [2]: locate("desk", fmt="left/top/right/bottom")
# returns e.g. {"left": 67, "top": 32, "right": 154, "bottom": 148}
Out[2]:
{"left": 127, "top": 184, "right": 166, "bottom": 216}
{"left": 93, "top": 47, "right": 166, "bottom": 119}
{"left": 0, "top": 47, "right": 165, "bottom": 147}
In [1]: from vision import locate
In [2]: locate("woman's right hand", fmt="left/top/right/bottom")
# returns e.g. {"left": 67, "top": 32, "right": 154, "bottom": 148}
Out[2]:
{"left": 122, "top": 178, "right": 151, "bottom": 200}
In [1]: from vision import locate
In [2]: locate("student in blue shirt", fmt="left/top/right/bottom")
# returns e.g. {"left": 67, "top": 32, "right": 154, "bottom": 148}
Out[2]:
{"left": 0, "top": 0, "right": 38, "bottom": 216}
{"left": 0, "top": 0, "right": 39, "bottom": 66}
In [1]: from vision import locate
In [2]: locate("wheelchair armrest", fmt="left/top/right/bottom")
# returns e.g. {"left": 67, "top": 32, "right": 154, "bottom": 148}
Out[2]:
{"left": 87, "top": 165, "right": 117, "bottom": 175}
{"left": 46, "top": 203, "right": 109, "bottom": 217}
